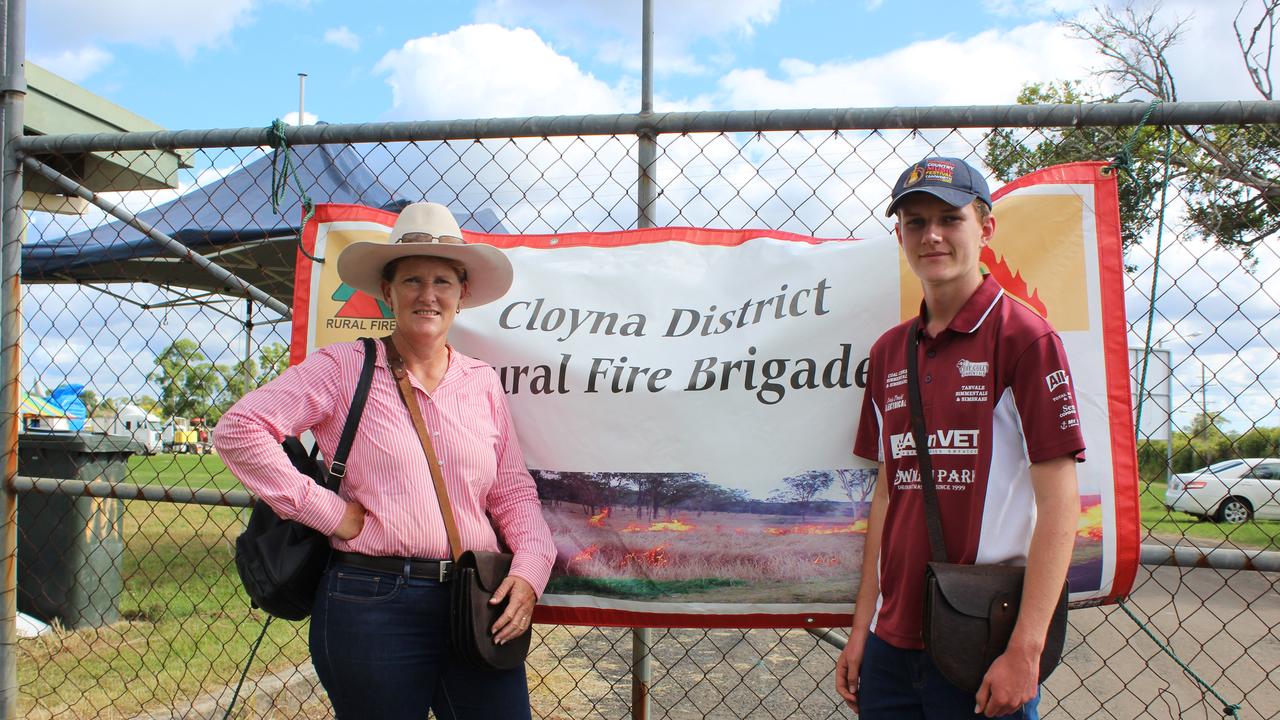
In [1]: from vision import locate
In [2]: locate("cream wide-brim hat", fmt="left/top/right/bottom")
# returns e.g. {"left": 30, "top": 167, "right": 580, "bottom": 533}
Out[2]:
{"left": 335, "top": 201, "right": 514, "bottom": 308}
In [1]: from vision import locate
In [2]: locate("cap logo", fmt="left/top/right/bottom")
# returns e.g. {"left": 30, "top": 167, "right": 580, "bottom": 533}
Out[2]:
{"left": 923, "top": 160, "right": 956, "bottom": 185}
{"left": 904, "top": 165, "right": 926, "bottom": 187}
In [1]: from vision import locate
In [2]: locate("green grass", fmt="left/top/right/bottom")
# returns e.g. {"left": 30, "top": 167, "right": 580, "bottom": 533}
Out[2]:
{"left": 1140, "top": 481, "right": 1280, "bottom": 550}
{"left": 18, "top": 454, "right": 307, "bottom": 718}
{"left": 545, "top": 576, "right": 745, "bottom": 599}
{"left": 126, "top": 452, "right": 240, "bottom": 490}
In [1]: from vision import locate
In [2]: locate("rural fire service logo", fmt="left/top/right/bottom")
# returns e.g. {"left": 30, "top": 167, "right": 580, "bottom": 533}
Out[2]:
{"left": 332, "top": 282, "right": 394, "bottom": 319}
{"left": 898, "top": 191, "right": 1090, "bottom": 332}
{"left": 302, "top": 221, "right": 404, "bottom": 355}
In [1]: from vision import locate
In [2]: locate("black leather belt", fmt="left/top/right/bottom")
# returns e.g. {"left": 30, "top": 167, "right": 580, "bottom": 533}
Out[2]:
{"left": 332, "top": 551, "right": 453, "bottom": 582}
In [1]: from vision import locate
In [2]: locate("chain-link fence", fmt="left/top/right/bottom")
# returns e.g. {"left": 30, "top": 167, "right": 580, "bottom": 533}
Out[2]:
{"left": 5, "top": 103, "right": 1280, "bottom": 719}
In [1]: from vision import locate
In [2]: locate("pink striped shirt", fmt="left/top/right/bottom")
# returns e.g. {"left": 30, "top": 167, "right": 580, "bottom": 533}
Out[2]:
{"left": 214, "top": 339, "right": 556, "bottom": 595}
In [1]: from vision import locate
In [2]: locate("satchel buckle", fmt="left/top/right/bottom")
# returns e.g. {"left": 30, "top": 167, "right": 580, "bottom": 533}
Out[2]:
{"left": 438, "top": 560, "right": 453, "bottom": 582}
{"left": 329, "top": 461, "right": 347, "bottom": 479}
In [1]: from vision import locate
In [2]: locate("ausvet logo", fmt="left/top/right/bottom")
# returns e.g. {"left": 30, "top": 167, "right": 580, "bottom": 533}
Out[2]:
{"left": 957, "top": 359, "right": 989, "bottom": 378}
{"left": 889, "top": 429, "right": 980, "bottom": 458}
{"left": 1045, "top": 370, "right": 1069, "bottom": 393}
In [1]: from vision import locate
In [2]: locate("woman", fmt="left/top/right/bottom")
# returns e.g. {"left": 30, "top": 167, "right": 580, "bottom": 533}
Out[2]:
{"left": 215, "top": 201, "right": 555, "bottom": 719}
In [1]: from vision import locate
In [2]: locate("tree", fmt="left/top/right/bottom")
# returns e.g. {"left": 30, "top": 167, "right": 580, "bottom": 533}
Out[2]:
{"left": 78, "top": 389, "right": 104, "bottom": 416}
{"left": 986, "top": 81, "right": 1167, "bottom": 252}
{"left": 771, "top": 470, "right": 836, "bottom": 521}
{"left": 1188, "top": 410, "right": 1231, "bottom": 441}
{"left": 1235, "top": 426, "right": 1280, "bottom": 457}
{"left": 210, "top": 357, "right": 257, "bottom": 423}
{"left": 985, "top": 1, "right": 1280, "bottom": 258}
{"left": 151, "top": 339, "right": 223, "bottom": 420}
{"left": 835, "top": 467, "right": 877, "bottom": 516}
{"left": 256, "top": 342, "right": 289, "bottom": 385}
{"left": 631, "top": 472, "right": 709, "bottom": 519}
{"left": 220, "top": 358, "right": 259, "bottom": 403}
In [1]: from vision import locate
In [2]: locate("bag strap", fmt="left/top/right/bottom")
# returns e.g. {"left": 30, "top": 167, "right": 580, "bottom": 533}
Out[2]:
{"left": 905, "top": 320, "right": 950, "bottom": 564}
{"left": 323, "top": 336, "right": 378, "bottom": 491}
{"left": 382, "top": 336, "right": 465, "bottom": 563}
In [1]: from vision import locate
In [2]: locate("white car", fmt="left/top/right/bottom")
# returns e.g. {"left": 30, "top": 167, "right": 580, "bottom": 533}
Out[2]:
{"left": 1165, "top": 458, "right": 1280, "bottom": 523}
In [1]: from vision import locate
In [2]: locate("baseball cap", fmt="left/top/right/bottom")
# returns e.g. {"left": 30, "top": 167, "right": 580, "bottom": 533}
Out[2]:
{"left": 885, "top": 156, "right": 992, "bottom": 217}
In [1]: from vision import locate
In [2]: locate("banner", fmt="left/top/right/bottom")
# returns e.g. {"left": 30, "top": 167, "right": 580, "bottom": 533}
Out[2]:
{"left": 291, "top": 161, "right": 1139, "bottom": 628}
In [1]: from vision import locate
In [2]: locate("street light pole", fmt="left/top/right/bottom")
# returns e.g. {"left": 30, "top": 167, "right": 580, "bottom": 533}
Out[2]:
{"left": 1200, "top": 361, "right": 1207, "bottom": 418}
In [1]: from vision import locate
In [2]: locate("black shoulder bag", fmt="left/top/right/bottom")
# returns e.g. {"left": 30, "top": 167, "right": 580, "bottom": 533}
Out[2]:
{"left": 906, "top": 321, "right": 1068, "bottom": 694}
{"left": 234, "top": 336, "right": 377, "bottom": 621}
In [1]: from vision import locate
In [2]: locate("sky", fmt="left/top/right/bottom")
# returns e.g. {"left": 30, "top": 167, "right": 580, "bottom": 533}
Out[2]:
{"left": 28, "top": 0, "right": 1274, "bottom": 128}
{"left": 23, "top": 0, "right": 1280, "bottom": 434}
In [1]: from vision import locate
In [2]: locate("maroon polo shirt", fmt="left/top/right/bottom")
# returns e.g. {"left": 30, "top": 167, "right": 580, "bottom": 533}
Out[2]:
{"left": 853, "top": 274, "right": 1085, "bottom": 649}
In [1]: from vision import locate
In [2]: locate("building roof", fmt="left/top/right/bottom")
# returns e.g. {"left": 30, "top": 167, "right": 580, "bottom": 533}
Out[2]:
{"left": 24, "top": 63, "right": 188, "bottom": 207}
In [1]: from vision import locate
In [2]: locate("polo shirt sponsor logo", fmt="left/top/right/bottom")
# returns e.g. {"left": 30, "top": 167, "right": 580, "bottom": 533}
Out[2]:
{"left": 955, "top": 384, "right": 989, "bottom": 403}
{"left": 956, "top": 359, "right": 989, "bottom": 378}
{"left": 888, "top": 429, "right": 980, "bottom": 458}
{"left": 893, "top": 466, "right": 976, "bottom": 490}
{"left": 885, "top": 394, "right": 906, "bottom": 412}
{"left": 1045, "top": 369, "right": 1069, "bottom": 393}
{"left": 886, "top": 368, "right": 908, "bottom": 388}
{"left": 1059, "top": 403, "right": 1076, "bottom": 418}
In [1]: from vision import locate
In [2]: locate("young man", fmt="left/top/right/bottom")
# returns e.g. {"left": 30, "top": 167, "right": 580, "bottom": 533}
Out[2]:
{"left": 834, "top": 157, "right": 1083, "bottom": 719}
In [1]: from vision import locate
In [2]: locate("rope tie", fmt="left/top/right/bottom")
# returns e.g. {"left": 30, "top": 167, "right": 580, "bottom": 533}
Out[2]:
{"left": 1133, "top": 119, "right": 1174, "bottom": 439}
{"left": 1108, "top": 100, "right": 1162, "bottom": 179}
{"left": 1117, "top": 601, "right": 1242, "bottom": 718}
{"left": 221, "top": 616, "right": 273, "bottom": 720}
{"left": 1110, "top": 101, "right": 1240, "bottom": 719}
{"left": 268, "top": 119, "right": 321, "bottom": 262}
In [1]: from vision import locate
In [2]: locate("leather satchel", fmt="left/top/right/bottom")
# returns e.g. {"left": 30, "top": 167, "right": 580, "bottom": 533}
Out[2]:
{"left": 451, "top": 550, "right": 533, "bottom": 670}
{"left": 234, "top": 337, "right": 377, "bottom": 621}
{"left": 923, "top": 562, "right": 1069, "bottom": 693}
{"left": 906, "top": 322, "right": 1068, "bottom": 694}
{"left": 384, "top": 337, "right": 532, "bottom": 671}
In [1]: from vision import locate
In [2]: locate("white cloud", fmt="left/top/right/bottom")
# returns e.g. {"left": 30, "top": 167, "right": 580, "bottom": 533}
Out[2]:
{"left": 323, "top": 26, "right": 361, "bottom": 51}
{"left": 982, "top": 0, "right": 1094, "bottom": 17}
{"left": 986, "top": 0, "right": 1276, "bottom": 102}
{"left": 279, "top": 111, "right": 320, "bottom": 126}
{"left": 475, "top": 0, "right": 780, "bottom": 74}
{"left": 374, "top": 24, "right": 629, "bottom": 120}
{"left": 31, "top": 47, "right": 114, "bottom": 82}
{"left": 1126, "top": 232, "right": 1280, "bottom": 430}
{"left": 713, "top": 21, "right": 1094, "bottom": 109}
{"left": 694, "top": 2, "right": 1272, "bottom": 112}
{"left": 29, "top": 0, "right": 257, "bottom": 64}
{"left": 1152, "top": 0, "right": 1277, "bottom": 101}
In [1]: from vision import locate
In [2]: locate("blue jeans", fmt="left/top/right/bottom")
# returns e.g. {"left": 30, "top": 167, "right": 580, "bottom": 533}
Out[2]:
{"left": 858, "top": 633, "right": 1040, "bottom": 720}
{"left": 310, "top": 562, "right": 532, "bottom": 720}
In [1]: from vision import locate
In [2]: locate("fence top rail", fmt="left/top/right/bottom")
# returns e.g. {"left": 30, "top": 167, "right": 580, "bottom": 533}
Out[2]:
{"left": 17, "top": 100, "right": 1280, "bottom": 154}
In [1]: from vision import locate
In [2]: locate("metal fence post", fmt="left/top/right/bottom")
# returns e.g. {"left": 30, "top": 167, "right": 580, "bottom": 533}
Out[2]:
{"left": 0, "top": 0, "right": 23, "bottom": 716}
{"left": 631, "top": 1, "right": 656, "bottom": 718}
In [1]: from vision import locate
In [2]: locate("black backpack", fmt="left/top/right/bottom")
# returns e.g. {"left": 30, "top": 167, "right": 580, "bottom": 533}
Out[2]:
{"left": 234, "top": 337, "right": 376, "bottom": 620}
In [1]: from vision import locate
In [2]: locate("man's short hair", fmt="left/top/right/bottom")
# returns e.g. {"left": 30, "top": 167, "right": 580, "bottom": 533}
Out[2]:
{"left": 972, "top": 198, "right": 991, "bottom": 224}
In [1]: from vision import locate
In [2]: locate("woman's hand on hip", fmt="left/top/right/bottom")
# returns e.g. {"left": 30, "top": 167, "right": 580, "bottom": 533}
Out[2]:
{"left": 332, "top": 500, "right": 366, "bottom": 541}
{"left": 490, "top": 575, "right": 536, "bottom": 645}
